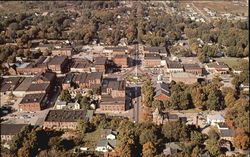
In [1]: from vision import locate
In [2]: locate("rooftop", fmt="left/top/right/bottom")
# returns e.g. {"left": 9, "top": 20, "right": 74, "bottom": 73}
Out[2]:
{"left": 27, "top": 83, "right": 50, "bottom": 92}
{"left": 144, "top": 53, "right": 161, "bottom": 60}
{"left": 94, "top": 57, "right": 107, "bottom": 65}
{"left": 63, "top": 73, "right": 74, "bottom": 84}
{"left": 100, "top": 95, "right": 125, "bottom": 105}
{"left": 144, "top": 46, "right": 167, "bottom": 54}
{"left": 45, "top": 110, "right": 87, "bottom": 122}
{"left": 183, "top": 63, "right": 201, "bottom": 70}
{"left": 1, "top": 124, "right": 28, "bottom": 135}
{"left": 166, "top": 59, "right": 183, "bottom": 69}
{"left": 48, "top": 55, "right": 67, "bottom": 65}
{"left": 170, "top": 72, "right": 197, "bottom": 78}
{"left": 20, "top": 93, "right": 46, "bottom": 104}
{"left": 14, "top": 77, "right": 33, "bottom": 91}
{"left": 107, "top": 80, "right": 125, "bottom": 91}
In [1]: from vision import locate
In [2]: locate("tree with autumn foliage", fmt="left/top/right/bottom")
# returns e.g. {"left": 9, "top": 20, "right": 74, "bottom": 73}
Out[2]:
{"left": 233, "top": 128, "right": 249, "bottom": 150}
{"left": 142, "top": 142, "right": 156, "bottom": 157}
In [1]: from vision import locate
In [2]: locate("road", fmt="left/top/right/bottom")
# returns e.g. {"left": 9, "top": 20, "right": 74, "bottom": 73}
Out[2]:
{"left": 191, "top": 2, "right": 211, "bottom": 22}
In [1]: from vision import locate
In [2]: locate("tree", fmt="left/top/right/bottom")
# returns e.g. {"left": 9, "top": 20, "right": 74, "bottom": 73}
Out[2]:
{"left": 190, "top": 130, "right": 205, "bottom": 144}
{"left": 206, "top": 129, "right": 221, "bottom": 156}
{"left": 233, "top": 129, "right": 249, "bottom": 150}
{"left": 80, "top": 97, "right": 90, "bottom": 110}
{"left": 162, "top": 121, "right": 189, "bottom": 142}
{"left": 77, "top": 120, "right": 89, "bottom": 134}
{"left": 139, "top": 129, "right": 158, "bottom": 145}
{"left": 60, "top": 90, "right": 71, "bottom": 103}
{"left": 142, "top": 142, "right": 156, "bottom": 157}
{"left": 191, "top": 87, "right": 206, "bottom": 110}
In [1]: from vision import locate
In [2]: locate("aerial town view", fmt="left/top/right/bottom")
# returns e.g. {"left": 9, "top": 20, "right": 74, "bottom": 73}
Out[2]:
{"left": 0, "top": 1, "right": 249, "bottom": 157}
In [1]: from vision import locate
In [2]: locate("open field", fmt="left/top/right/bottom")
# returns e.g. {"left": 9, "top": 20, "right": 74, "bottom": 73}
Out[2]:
{"left": 215, "top": 57, "right": 244, "bottom": 69}
{"left": 179, "top": 1, "right": 248, "bottom": 16}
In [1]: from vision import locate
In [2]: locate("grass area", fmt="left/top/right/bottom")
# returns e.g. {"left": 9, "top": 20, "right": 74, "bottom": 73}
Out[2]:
{"left": 126, "top": 73, "right": 148, "bottom": 82}
{"left": 215, "top": 58, "right": 243, "bottom": 69}
{"left": 84, "top": 128, "right": 102, "bottom": 150}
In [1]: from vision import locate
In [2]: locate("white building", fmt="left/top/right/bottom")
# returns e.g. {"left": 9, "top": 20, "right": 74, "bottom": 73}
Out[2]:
{"left": 207, "top": 114, "right": 225, "bottom": 126}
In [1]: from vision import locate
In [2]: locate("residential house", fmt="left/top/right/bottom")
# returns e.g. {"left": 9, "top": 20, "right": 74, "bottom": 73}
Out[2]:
{"left": 220, "top": 129, "right": 235, "bottom": 141}
{"left": 183, "top": 63, "right": 203, "bottom": 75}
{"left": 170, "top": 72, "right": 197, "bottom": 84}
{"left": 47, "top": 55, "right": 68, "bottom": 74}
{"left": 55, "top": 101, "right": 67, "bottom": 109}
{"left": 43, "top": 110, "right": 88, "bottom": 130}
{"left": 95, "top": 138, "right": 117, "bottom": 152}
{"left": 240, "top": 82, "right": 249, "bottom": 91}
{"left": 154, "top": 82, "right": 170, "bottom": 101}
{"left": 207, "top": 114, "right": 225, "bottom": 126}
{"left": 19, "top": 93, "right": 48, "bottom": 111}
{"left": 163, "top": 142, "right": 182, "bottom": 155}
{"left": 101, "top": 129, "right": 118, "bottom": 140}
{"left": 143, "top": 53, "right": 161, "bottom": 67}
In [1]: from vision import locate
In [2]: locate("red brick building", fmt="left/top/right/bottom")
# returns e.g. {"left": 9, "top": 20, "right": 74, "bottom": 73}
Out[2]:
{"left": 43, "top": 110, "right": 87, "bottom": 130}
{"left": 48, "top": 55, "right": 68, "bottom": 74}
{"left": 72, "top": 72, "right": 103, "bottom": 88}
{"left": 19, "top": 93, "right": 47, "bottom": 111}
{"left": 51, "top": 47, "right": 73, "bottom": 56}
{"left": 183, "top": 63, "right": 203, "bottom": 75}
{"left": 113, "top": 55, "right": 129, "bottom": 68}
{"left": 94, "top": 57, "right": 107, "bottom": 73}
{"left": 143, "top": 53, "right": 161, "bottom": 67}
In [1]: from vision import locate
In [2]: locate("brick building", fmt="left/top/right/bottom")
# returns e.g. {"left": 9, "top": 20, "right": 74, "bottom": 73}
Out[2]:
{"left": 72, "top": 72, "right": 103, "bottom": 88}
{"left": 103, "top": 47, "right": 128, "bottom": 58}
{"left": 48, "top": 55, "right": 68, "bottom": 74}
{"left": 143, "top": 53, "right": 161, "bottom": 67}
{"left": 43, "top": 110, "right": 87, "bottom": 130}
{"left": 113, "top": 55, "right": 129, "bottom": 68}
{"left": 100, "top": 80, "right": 126, "bottom": 111}
{"left": 166, "top": 59, "right": 184, "bottom": 73}
{"left": 51, "top": 47, "right": 73, "bottom": 56}
{"left": 205, "top": 62, "right": 229, "bottom": 74}
{"left": 183, "top": 63, "right": 203, "bottom": 75}
{"left": 70, "top": 59, "right": 92, "bottom": 73}
{"left": 143, "top": 46, "right": 167, "bottom": 56}
{"left": 1, "top": 124, "right": 28, "bottom": 142}
{"left": 62, "top": 73, "right": 74, "bottom": 90}
{"left": 94, "top": 57, "right": 107, "bottom": 73}
{"left": 19, "top": 93, "right": 47, "bottom": 111}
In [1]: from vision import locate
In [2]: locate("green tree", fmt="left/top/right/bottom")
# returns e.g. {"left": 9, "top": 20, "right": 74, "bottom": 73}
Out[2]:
{"left": 60, "top": 90, "right": 72, "bottom": 103}
{"left": 142, "top": 141, "right": 156, "bottom": 157}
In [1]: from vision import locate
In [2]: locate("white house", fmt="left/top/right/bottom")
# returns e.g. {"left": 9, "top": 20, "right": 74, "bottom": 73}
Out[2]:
{"left": 68, "top": 102, "right": 81, "bottom": 110}
{"left": 207, "top": 114, "right": 225, "bottom": 126}
{"left": 101, "top": 129, "right": 118, "bottom": 140}
{"left": 95, "top": 138, "right": 116, "bottom": 152}
{"left": 55, "top": 101, "right": 67, "bottom": 109}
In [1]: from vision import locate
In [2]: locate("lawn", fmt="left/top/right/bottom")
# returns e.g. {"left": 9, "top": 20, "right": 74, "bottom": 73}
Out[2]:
{"left": 215, "top": 58, "right": 243, "bottom": 69}
{"left": 84, "top": 128, "right": 102, "bottom": 150}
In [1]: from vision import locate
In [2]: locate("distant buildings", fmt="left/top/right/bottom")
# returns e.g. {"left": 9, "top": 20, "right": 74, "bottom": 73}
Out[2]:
{"left": 183, "top": 63, "right": 203, "bottom": 75}
{"left": 51, "top": 47, "right": 73, "bottom": 56}
{"left": 205, "top": 62, "right": 229, "bottom": 74}
{"left": 113, "top": 55, "right": 130, "bottom": 68}
{"left": 143, "top": 46, "right": 167, "bottom": 56}
{"left": 96, "top": 129, "right": 118, "bottom": 152}
{"left": 166, "top": 59, "right": 184, "bottom": 73}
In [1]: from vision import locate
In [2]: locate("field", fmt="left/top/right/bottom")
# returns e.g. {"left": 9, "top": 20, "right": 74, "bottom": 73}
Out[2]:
{"left": 215, "top": 57, "right": 244, "bottom": 69}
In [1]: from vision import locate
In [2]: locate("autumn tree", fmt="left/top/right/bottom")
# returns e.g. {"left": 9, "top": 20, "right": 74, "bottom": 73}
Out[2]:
{"left": 233, "top": 128, "right": 249, "bottom": 150}
{"left": 142, "top": 142, "right": 156, "bottom": 157}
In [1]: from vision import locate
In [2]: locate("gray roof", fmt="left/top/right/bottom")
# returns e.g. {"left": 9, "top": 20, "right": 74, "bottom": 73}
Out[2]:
{"left": 48, "top": 55, "right": 67, "bottom": 65}
{"left": 20, "top": 93, "right": 46, "bottom": 104}
{"left": 45, "top": 110, "right": 87, "bottom": 122}
{"left": 220, "top": 129, "right": 235, "bottom": 137}
{"left": 32, "top": 71, "right": 55, "bottom": 83}
{"left": 27, "top": 83, "right": 50, "bottom": 92}
{"left": 107, "top": 80, "right": 125, "bottom": 91}
{"left": 14, "top": 77, "right": 33, "bottom": 91}
{"left": 94, "top": 57, "right": 107, "bottom": 65}
{"left": 144, "top": 46, "right": 167, "bottom": 54}
{"left": 96, "top": 138, "right": 116, "bottom": 149}
{"left": 102, "top": 129, "right": 118, "bottom": 136}
{"left": 144, "top": 53, "right": 161, "bottom": 60}
{"left": 1, "top": 124, "right": 28, "bottom": 135}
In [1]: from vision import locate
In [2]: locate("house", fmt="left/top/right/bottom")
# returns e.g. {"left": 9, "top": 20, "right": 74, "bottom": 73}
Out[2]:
{"left": 205, "top": 62, "right": 229, "bottom": 74}
{"left": 163, "top": 142, "right": 182, "bottom": 155}
{"left": 94, "top": 57, "right": 107, "bottom": 73}
{"left": 143, "top": 53, "right": 161, "bottom": 67}
{"left": 101, "top": 129, "right": 118, "bottom": 140}
{"left": 47, "top": 55, "right": 68, "bottom": 74}
{"left": 240, "top": 82, "right": 249, "bottom": 91}
{"left": 95, "top": 138, "right": 117, "bottom": 152}
{"left": 67, "top": 102, "right": 81, "bottom": 110}
{"left": 19, "top": 93, "right": 48, "bottom": 111}
{"left": 207, "top": 114, "right": 225, "bottom": 126}
{"left": 143, "top": 46, "right": 167, "bottom": 56}
{"left": 166, "top": 59, "right": 184, "bottom": 73}
{"left": 55, "top": 101, "right": 67, "bottom": 109}
{"left": 183, "top": 63, "right": 203, "bottom": 75}
{"left": 113, "top": 55, "right": 129, "bottom": 68}
{"left": 216, "top": 123, "right": 229, "bottom": 130}
{"left": 51, "top": 47, "right": 73, "bottom": 56}
{"left": 220, "top": 129, "right": 235, "bottom": 141}
{"left": 43, "top": 110, "right": 88, "bottom": 130}
{"left": 170, "top": 72, "right": 197, "bottom": 84}
{"left": 1, "top": 124, "right": 28, "bottom": 147}
{"left": 154, "top": 82, "right": 170, "bottom": 101}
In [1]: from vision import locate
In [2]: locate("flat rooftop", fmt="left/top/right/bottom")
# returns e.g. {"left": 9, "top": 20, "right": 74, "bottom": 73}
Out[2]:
{"left": 44, "top": 110, "right": 87, "bottom": 122}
